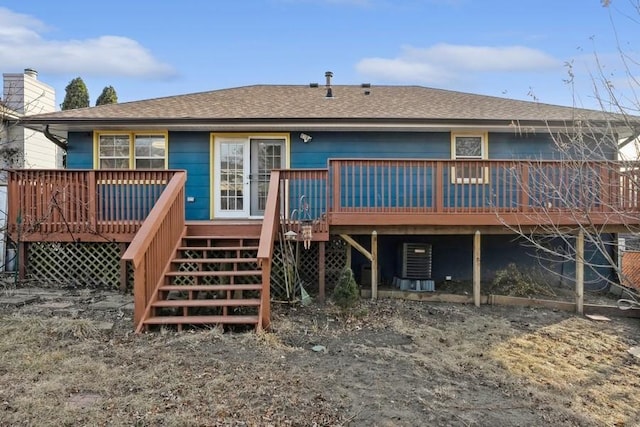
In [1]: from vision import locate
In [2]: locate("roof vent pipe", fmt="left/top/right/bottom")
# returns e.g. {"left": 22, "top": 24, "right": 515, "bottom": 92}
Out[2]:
{"left": 325, "top": 71, "right": 333, "bottom": 98}
{"left": 24, "top": 68, "right": 38, "bottom": 79}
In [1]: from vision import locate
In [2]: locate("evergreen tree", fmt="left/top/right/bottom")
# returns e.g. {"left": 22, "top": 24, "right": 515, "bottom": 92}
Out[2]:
{"left": 60, "top": 77, "right": 89, "bottom": 110}
{"left": 95, "top": 86, "right": 118, "bottom": 106}
{"left": 333, "top": 267, "right": 360, "bottom": 309}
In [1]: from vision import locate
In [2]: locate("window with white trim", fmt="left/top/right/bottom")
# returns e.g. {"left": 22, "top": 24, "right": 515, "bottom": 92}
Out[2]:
{"left": 97, "top": 132, "right": 167, "bottom": 169}
{"left": 451, "top": 132, "right": 488, "bottom": 184}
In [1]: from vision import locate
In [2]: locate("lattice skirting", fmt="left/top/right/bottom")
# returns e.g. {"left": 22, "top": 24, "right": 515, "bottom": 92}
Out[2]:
{"left": 270, "top": 237, "right": 347, "bottom": 300}
{"left": 23, "top": 237, "right": 347, "bottom": 295}
{"left": 26, "top": 242, "right": 122, "bottom": 289}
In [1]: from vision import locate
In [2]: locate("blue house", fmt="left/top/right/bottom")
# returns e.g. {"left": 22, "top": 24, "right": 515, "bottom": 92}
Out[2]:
{"left": 13, "top": 73, "right": 640, "bottom": 331}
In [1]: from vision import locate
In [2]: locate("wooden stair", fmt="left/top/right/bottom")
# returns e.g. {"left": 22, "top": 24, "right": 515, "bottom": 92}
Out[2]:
{"left": 140, "top": 222, "right": 265, "bottom": 332}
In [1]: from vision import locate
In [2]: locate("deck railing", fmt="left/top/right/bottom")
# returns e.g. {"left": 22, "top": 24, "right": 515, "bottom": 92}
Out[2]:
{"left": 7, "top": 169, "right": 179, "bottom": 241}
{"left": 279, "top": 169, "right": 330, "bottom": 240}
{"left": 328, "top": 159, "right": 640, "bottom": 226}
{"left": 120, "top": 171, "right": 187, "bottom": 330}
{"left": 257, "top": 171, "right": 282, "bottom": 330}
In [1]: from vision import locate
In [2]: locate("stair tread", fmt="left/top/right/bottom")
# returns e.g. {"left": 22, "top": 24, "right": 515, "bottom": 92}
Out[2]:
{"left": 172, "top": 257, "right": 258, "bottom": 263}
{"left": 152, "top": 298, "right": 261, "bottom": 308}
{"left": 179, "top": 246, "right": 259, "bottom": 251}
{"left": 185, "top": 235, "right": 259, "bottom": 239}
{"left": 143, "top": 315, "right": 259, "bottom": 325}
{"left": 166, "top": 270, "right": 262, "bottom": 277}
{"left": 160, "top": 284, "right": 263, "bottom": 291}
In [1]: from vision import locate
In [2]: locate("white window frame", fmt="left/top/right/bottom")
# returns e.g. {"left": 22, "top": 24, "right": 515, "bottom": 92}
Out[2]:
{"left": 451, "top": 132, "right": 489, "bottom": 184}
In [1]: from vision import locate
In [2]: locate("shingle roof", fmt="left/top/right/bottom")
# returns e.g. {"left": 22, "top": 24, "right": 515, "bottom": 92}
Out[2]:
{"left": 622, "top": 251, "right": 640, "bottom": 290}
{"left": 23, "top": 84, "right": 619, "bottom": 124}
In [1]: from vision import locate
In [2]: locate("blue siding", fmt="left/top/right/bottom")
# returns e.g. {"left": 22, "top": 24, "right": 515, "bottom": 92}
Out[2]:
{"left": 291, "top": 131, "right": 579, "bottom": 167}
{"left": 66, "top": 132, "right": 94, "bottom": 168}
{"left": 291, "top": 132, "right": 451, "bottom": 168}
{"left": 168, "top": 132, "right": 210, "bottom": 220}
{"left": 489, "top": 132, "right": 616, "bottom": 160}
{"left": 489, "top": 133, "right": 558, "bottom": 159}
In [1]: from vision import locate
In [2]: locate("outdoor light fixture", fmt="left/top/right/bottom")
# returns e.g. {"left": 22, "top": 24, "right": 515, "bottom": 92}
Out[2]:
{"left": 284, "top": 230, "right": 298, "bottom": 241}
{"left": 299, "top": 133, "right": 313, "bottom": 143}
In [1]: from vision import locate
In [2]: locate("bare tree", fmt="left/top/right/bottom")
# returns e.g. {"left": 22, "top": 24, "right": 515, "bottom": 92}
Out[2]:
{"left": 497, "top": 1, "right": 640, "bottom": 307}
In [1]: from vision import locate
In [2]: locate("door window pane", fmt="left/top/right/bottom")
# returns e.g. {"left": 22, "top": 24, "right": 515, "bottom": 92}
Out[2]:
{"left": 251, "top": 139, "right": 284, "bottom": 214}
{"left": 220, "top": 142, "right": 245, "bottom": 211}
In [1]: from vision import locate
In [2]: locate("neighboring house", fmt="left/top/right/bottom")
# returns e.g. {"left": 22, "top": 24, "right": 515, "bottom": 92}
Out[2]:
{"left": 11, "top": 73, "right": 640, "bottom": 332}
{"left": 1, "top": 69, "right": 61, "bottom": 175}
{"left": 1, "top": 69, "right": 60, "bottom": 270}
{"left": 621, "top": 251, "right": 640, "bottom": 290}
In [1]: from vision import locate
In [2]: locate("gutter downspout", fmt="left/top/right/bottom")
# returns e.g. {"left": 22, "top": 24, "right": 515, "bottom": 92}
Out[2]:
{"left": 44, "top": 125, "right": 68, "bottom": 151}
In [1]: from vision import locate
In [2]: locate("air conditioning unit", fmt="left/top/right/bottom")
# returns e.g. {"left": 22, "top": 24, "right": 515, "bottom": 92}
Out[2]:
{"left": 402, "top": 243, "right": 432, "bottom": 279}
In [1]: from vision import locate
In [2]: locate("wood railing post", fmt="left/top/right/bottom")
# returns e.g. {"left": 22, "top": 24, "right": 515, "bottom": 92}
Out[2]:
{"left": 261, "top": 261, "right": 271, "bottom": 330}
{"left": 521, "top": 164, "right": 529, "bottom": 212}
{"left": 435, "top": 161, "right": 443, "bottom": 212}
{"left": 473, "top": 230, "right": 481, "bottom": 307}
{"left": 7, "top": 171, "right": 18, "bottom": 235}
{"left": 257, "top": 171, "right": 282, "bottom": 331}
{"left": 598, "top": 163, "right": 608, "bottom": 211}
{"left": 88, "top": 170, "right": 97, "bottom": 231}
{"left": 133, "top": 259, "right": 146, "bottom": 326}
{"left": 331, "top": 160, "right": 341, "bottom": 213}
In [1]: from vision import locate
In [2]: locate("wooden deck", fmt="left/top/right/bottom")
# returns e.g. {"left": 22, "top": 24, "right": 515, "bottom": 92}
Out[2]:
{"left": 8, "top": 160, "right": 640, "bottom": 243}
{"left": 7, "top": 169, "right": 179, "bottom": 242}
{"left": 7, "top": 160, "right": 640, "bottom": 329}
{"left": 280, "top": 159, "right": 640, "bottom": 234}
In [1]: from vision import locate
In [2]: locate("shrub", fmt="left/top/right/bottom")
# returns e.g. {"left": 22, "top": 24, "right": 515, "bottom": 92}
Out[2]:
{"left": 491, "top": 263, "right": 555, "bottom": 297}
{"left": 333, "top": 267, "right": 360, "bottom": 309}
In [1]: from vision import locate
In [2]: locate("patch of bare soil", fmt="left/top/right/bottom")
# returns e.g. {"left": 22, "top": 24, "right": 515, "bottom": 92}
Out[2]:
{"left": 1, "top": 286, "right": 639, "bottom": 426}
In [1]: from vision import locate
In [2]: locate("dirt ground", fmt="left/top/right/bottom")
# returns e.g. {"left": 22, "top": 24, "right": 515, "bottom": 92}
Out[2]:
{"left": 1, "top": 284, "right": 640, "bottom": 427}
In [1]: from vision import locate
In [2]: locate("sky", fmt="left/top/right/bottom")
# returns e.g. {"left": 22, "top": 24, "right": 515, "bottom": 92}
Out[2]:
{"left": 1, "top": 0, "right": 638, "bottom": 111}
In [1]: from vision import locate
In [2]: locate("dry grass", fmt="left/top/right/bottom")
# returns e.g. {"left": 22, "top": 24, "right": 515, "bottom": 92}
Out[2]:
{"left": 1, "top": 299, "right": 639, "bottom": 426}
{"left": 492, "top": 317, "right": 640, "bottom": 426}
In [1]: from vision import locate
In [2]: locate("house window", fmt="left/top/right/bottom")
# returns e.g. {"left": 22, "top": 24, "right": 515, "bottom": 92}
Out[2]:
{"left": 451, "top": 132, "right": 488, "bottom": 184}
{"left": 96, "top": 132, "right": 167, "bottom": 169}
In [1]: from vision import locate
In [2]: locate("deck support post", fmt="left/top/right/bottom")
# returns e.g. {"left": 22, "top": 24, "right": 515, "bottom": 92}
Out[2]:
{"left": 318, "top": 241, "right": 326, "bottom": 302}
{"left": 345, "top": 243, "right": 352, "bottom": 270}
{"left": 119, "top": 243, "right": 128, "bottom": 292}
{"left": 473, "top": 230, "right": 481, "bottom": 307}
{"left": 18, "top": 242, "right": 26, "bottom": 280}
{"left": 576, "top": 229, "right": 584, "bottom": 314}
{"left": 371, "top": 231, "right": 378, "bottom": 300}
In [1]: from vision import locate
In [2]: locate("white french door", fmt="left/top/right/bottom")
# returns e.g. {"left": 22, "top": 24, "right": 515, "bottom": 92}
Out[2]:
{"left": 214, "top": 137, "right": 285, "bottom": 218}
{"left": 214, "top": 138, "right": 250, "bottom": 218}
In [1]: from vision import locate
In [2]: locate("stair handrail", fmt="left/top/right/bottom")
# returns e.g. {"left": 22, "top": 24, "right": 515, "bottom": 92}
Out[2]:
{"left": 257, "top": 170, "right": 282, "bottom": 330}
{"left": 122, "top": 170, "right": 187, "bottom": 329}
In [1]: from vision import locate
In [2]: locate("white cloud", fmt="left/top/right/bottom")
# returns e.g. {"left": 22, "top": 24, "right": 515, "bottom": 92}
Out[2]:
{"left": 0, "top": 7, "right": 175, "bottom": 78}
{"left": 357, "top": 43, "right": 561, "bottom": 85}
